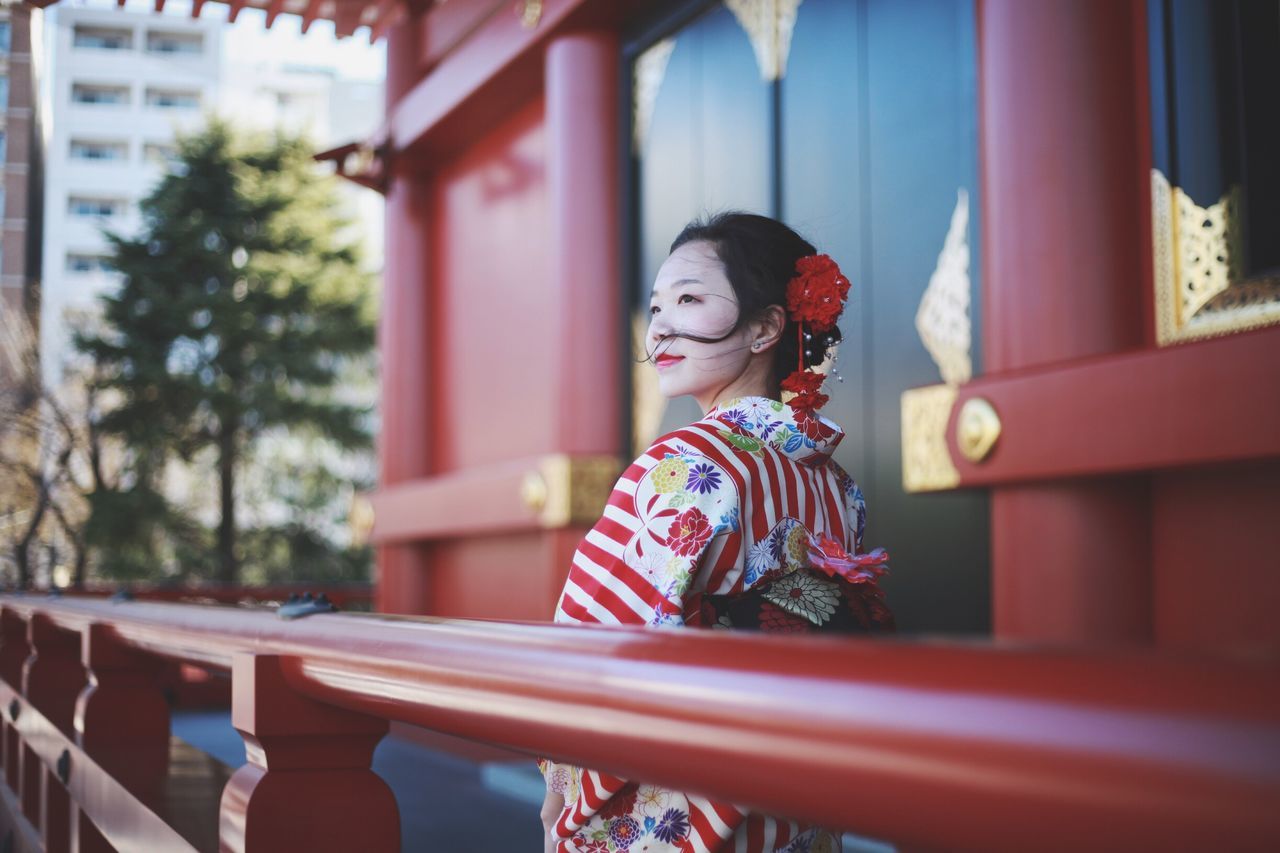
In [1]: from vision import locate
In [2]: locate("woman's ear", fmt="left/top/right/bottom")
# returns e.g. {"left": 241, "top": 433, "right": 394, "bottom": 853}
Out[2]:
{"left": 750, "top": 305, "right": 787, "bottom": 353}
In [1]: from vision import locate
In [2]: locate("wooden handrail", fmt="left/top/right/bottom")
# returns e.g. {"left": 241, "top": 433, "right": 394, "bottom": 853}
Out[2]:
{"left": 0, "top": 595, "right": 1277, "bottom": 849}
{"left": 67, "top": 583, "right": 374, "bottom": 609}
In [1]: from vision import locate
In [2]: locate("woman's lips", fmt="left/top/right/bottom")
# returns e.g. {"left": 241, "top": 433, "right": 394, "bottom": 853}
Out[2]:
{"left": 655, "top": 354, "right": 685, "bottom": 369}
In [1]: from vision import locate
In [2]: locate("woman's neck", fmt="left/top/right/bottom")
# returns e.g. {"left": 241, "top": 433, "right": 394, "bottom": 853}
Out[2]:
{"left": 696, "top": 371, "right": 777, "bottom": 414}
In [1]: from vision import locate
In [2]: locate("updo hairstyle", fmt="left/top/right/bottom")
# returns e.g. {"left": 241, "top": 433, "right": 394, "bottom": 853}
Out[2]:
{"left": 669, "top": 212, "right": 843, "bottom": 389}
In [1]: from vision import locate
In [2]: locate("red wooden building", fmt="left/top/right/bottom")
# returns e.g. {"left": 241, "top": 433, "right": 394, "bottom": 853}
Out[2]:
{"left": 2, "top": 0, "right": 1277, "bottom": 850}
{"left": 362, "top": 0, "right": 1280, "bottom": 656}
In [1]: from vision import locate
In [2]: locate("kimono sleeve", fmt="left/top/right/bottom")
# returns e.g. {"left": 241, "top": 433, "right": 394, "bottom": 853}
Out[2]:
{"left": 555, "top": 439, "right": 740, "bottom": 628}
{"left": 829, "top": 461, "right": 868, "bottom": 554}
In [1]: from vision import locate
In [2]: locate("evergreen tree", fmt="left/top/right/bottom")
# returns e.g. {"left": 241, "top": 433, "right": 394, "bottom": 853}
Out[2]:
{"left": 75, "top": 120, "right": 375, "bottom": 584}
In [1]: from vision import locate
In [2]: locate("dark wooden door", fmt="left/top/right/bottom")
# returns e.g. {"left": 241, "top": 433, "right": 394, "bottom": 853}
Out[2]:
{"left": 628, "top": 0, "right": 989, "bottom": 634}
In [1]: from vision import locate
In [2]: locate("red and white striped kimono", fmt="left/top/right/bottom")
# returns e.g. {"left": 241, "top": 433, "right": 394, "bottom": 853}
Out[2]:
{"left": 545, "top": 396, "right": 892, "bottom": 853}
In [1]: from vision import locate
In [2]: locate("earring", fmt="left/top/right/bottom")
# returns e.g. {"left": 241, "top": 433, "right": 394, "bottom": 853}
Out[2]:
{"left": 752, "top": 342, "right": 762, "bottom": 351}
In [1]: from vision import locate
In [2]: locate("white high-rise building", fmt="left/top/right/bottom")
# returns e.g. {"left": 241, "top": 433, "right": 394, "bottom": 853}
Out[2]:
{"left": 41, "top": 4, "right": 221, "bottom": 387}
{"left": 40, "top": 3, "right": 383, "bottom": 388}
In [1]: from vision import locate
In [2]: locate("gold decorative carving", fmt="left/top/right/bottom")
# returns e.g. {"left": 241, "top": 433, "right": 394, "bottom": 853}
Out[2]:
{"left": 915, "top": 188, "right": 972, "bottom": 386}
{"left": 902, "top": 189, "right": 972, "bottom": 493}
{"left": 632, "top": 38, "right": 676, "bottom": 152}
{"left": 955, "top": 397, "right": 1000, "bottom": 463}
{"left": 901, "top": 385, "right": 960, "bottom": 493}
{"left": 725, "top": 0, "right": 803, "bottom": 82}
{"left": 529, "top": 454, "right": 624, "bottom": 528}
{"left": 1152, "top": 168, "right": 1280, "bottom": 344}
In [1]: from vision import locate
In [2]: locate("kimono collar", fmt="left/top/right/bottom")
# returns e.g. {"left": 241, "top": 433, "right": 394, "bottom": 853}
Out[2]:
{"left": 704, "top": 396, "right": 844, "bottom": 467}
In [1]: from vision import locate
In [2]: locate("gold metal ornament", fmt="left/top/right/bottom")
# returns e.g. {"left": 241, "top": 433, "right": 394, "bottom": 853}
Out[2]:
{"left": 915, "top": 188, "right": 972, "bottom": 386}
{"left": 632, "top": 38, "right": 677, "bottom": 152}
{"left": 1151, "top": 168, "right": 1280, "bottom": 344}
{"left": 955, "top": 397, "right": 1000, "bottom": 463}
{"left": 520, "top": 469, "right": 549, "bottom": 513}
{"left": 901, "top": 385, "right": 960, "bottom": 493}
{"left": 902, "top": 188, "right": 973, "bottom": 493}
{"left": 725, "top": 0, "right": 803, "bottom": 81}
{"left": 517, "top": 0, "right": 542, "bottom": 29}
{"left": 524, "top": 455, "right": 623, "bottom": 528}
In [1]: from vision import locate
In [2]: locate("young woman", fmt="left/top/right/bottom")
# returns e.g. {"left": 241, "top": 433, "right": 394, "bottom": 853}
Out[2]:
{"left": 541, "top": 213, "right": 893, "bottom": 853}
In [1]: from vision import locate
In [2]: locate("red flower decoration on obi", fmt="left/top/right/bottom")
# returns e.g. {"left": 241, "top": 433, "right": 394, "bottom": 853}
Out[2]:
{"left": 786, "top": 254, "right": 850, "bottom": 333}
{"left": 806, "top": 534, "right": 889, "bottom": 584}
{"left": 665, "top": 507, "right": 713, "bottom": 556}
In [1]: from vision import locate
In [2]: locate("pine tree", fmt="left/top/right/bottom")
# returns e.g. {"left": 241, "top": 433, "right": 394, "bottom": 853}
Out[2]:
{"left": 74, "top": 120, "right": 375, "bottom": 584}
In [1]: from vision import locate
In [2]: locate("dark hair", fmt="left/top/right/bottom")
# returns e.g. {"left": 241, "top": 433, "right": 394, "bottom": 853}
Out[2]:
{"left": 669, "top": 211, "right": 842, "bottom": 388}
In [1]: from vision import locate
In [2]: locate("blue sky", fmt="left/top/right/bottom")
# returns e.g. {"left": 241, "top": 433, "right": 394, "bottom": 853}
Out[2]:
{"left": 220, "top": 5, "right": 386, "bottom": 81}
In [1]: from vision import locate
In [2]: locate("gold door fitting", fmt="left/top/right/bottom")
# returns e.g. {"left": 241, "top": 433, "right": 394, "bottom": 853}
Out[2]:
{"left": 956, "top": 397, "right": 1000, "bottom": 463}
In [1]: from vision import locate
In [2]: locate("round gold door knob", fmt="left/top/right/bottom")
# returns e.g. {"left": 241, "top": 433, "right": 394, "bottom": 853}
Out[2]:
{"left": 956, "top": 397, "right": 1001, "bottom": 462}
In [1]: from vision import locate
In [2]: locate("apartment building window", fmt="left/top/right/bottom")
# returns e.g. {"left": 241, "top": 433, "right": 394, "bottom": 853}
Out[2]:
{"left": 0, "top": 76, "right": 8, "bottom": 110}
{"left": 70, "top": 140, "right": 128, "bottom": 162}
{"left": 143, "top": 143, "right": 179, "bottom": 167}
{"left": 73, "top": 26, "right": 132, "bottom": 50}
{"left": 0, "top": 132, "right": 7, "bottom": 165}
{"left": 145, "top": 31, "right": 202, "bottom": 55}
{"left": 0, "top": 22, "right": 11, "bottom": 54}
{"left": 69, "top": 197, "right": 126, "bottom": 218}
{"left": 72, "top": 83, "right": 131, "bottom": 106}
{"left": 66, "top": 254, "right": 116, "bottom": 274}
{"left": 145, "top": 88, "right": 200, "bottom": 109}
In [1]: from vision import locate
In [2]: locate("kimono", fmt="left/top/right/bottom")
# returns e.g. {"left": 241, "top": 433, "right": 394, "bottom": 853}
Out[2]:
{"left": 544, "top": 396, "right": 893, "bottom": 853}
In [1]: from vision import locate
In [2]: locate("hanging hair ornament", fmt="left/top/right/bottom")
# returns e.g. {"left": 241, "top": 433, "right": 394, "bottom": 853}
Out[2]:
{"left": 782, "top": 253, "right": 850, "bottom": 414}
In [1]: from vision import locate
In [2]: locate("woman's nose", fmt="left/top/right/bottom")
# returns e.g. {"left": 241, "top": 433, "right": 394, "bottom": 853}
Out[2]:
{"left": 647, "top": 314, "right": 670, "bottom": 342}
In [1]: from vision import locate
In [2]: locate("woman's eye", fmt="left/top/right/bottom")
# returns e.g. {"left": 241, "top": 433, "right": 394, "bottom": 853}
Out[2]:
{"left": 678, "top": 294, "right": 697, "bottom": 304}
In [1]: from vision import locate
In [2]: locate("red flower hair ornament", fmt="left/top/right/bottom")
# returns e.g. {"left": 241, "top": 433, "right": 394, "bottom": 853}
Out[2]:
{"left": 781, "top": 253, "right": 850, "bottom": 415}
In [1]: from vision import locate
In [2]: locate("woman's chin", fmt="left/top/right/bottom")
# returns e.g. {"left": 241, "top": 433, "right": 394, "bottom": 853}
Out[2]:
{"left": 654, "top": 377, "right": 685, "bottom": 400}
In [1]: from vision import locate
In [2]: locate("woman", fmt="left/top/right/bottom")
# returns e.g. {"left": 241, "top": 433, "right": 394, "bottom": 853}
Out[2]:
{"left": 541, "top": 213, "right": 893, "bottom": 853}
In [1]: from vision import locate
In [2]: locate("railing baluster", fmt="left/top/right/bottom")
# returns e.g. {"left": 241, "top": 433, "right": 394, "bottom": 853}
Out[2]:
{"left": 22, "top": 614, "right": 85, "bottom": 853}
{"left": 218, "top": 653, "right": 399, "bottom": 853}
{"left": 19, "top": 742, "right": 38, "bottom": 828}
{"left": 22, "top": 613, "right": 87, "bottom": 734}
{"left": 76, "top": 622, "right": 171, "bottom": 796}
{"left": 41, "top": 764, "right": 70, "bottom": 853}
{"left": 0, "top": 607, "right": 28, "bottom": 794}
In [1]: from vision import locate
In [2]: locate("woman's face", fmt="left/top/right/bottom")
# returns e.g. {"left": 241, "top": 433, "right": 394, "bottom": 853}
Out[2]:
{"left": 647, "top": 241, "right": 760, "bottom": 410}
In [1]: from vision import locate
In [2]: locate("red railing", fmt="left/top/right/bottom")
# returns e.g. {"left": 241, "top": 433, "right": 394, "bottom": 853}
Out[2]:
{"left": 0, "top": 595, "right": 1276, "bottom": 851}
{"left": 62, "top": 583, "right": 374, "bottom": 610}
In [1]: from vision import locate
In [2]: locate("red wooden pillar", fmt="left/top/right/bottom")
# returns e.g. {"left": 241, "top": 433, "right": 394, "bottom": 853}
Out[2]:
{"left": 219, "top": 654, "right": 398, "bottom": 852}
{"left": 545, "top": 32, "right": 625, "bottom": 586}
{"left": 377, "top": 20, "right": 433, "bottom": 615}
{"left": 22, "top": 614, "right": 85, "bottom": 853}
{"left": 546, "top": 31, "right": 622, "bottom": 456}
{"left": 978, "top": 0, "right": 1152, "bottom": 642}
